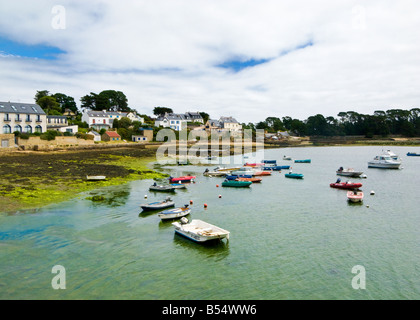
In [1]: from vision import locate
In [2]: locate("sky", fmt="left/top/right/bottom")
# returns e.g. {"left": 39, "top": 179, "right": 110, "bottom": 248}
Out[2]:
{"left": 0, "top": 0, "right": 419, "bottom": 123}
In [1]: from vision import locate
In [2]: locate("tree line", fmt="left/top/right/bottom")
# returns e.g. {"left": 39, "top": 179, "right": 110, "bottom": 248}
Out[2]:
{"left": 243, "top": 108, "right": 420, "bottom": 137}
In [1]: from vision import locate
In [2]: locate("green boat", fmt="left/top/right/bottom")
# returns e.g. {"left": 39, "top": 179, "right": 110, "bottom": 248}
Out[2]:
{"left": 221, "top": 180, "right": 252, "bottom": 188}
{"left": 285, "top": 173, "right": 304, "bottom": 179}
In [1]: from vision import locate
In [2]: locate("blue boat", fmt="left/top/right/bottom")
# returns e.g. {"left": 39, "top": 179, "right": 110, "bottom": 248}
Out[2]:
{"left": 407, "top": 152, "right": 420, "bottom": 156}
{"left": 263, "top": 165, "right": 290, "bottom": 171}
{"left": 294, "top": 159, "right": 311, "bottom": 163}
{"left": 225, "top": 174, "right": 253, "bottom": 180}
{"left": 285, "top": 173, "right": 304, "bottom": 179}
{"left": 262, "top": 160, "right": 277, "bottom": 164}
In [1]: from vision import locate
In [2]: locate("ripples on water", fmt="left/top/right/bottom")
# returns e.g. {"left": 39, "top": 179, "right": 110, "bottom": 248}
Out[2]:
{"left": 0, "top": 146, "right": 419, "bottom": 299}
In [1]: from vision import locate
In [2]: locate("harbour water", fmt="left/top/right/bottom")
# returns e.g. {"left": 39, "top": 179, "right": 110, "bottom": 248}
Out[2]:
{"left": 1, "top": 146, "right": 419, "bottom": 299}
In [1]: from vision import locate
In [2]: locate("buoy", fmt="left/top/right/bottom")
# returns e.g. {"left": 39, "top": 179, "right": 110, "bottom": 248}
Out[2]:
{"left": 144, "top": 195, "right": 147, "bottom": 199}
{"left": 370, "top": 190, "right": 375, "bottom": 195}
{"left": 218, "top": 195, "right": 222, "bottom": 198}
{"left": 366, "top": 205, "right": 370, "bottom": 208}
{"left": 216, "top": 184, "right": 219, "bottom": 187}
{"left": 204, "top": 203, "right": 208, "bottom": 208}
{"left": 190, "top": 200, "right": 193, "bottom": 204}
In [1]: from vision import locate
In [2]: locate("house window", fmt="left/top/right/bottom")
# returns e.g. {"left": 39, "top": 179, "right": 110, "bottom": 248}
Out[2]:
{"left": 15, "top": 114, "right": 21, "bottom": 122}
{"left": 3, "top": 113, "right": 10, "bottom": 121}
{"left": 14, "top": 125, "right": 22, "bottom": 132}
{"left": 2, "top": 124, "right": 11, "bottom": 134}
{"left": 26, "top": 114, "right": 31, "bottom": 122}
{"left": 103, "top": 119, "right": 106, "bottom": 124}
{"left": 93, "top": 119, "right": 96, "bottom": 124}
{"left": 37, "top": 115, "right": 41, "bottom": 122}
{"left": 25, "top": 125, "right": 32, "bottom": 133}
{"left": 35, "top": 125, "right": 42, "bottom": 133}
{"left": 176, "top": 121, "right": 179, "bottom": 124}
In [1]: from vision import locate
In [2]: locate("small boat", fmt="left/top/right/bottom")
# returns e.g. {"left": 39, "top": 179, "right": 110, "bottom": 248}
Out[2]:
{"left": 347, "top": 190, "right": 364, "bottom": 203}
{"left": 263, "top": 165, "right": 290, "bottom": 171}
{"left": 407, "top": 152, "right": 420, "bottom": 156}
{"left": 330, "top": 180, "right": 362, "bottom": 189}
{"left": 283, "top": 156, "right": 292, "bottom": 160}
{"left": 252, "top": 170, "right": 272, "bottom": 176}
{"left": 336, "top": 167, "right": 363, "bottom": 177}
{"left": 172, "top": 218, "right": 230, "bottom": 243}
{"left": 236, "top": 177, "right": 262, "bottom": 183}
{"left": 230, "top": 168, "right": 255, "bottom": 176}
{"left": 169, "top": 175, "right": 196, "bottom": 183}
{"left": 149, "top": 184, "right": 176, "bottom": 192}
{"left": 221, "top": 180, "right": 252, "bottom": 188}
{"left": 225, "top": 174, "right": 253, "bottom": 180}
{"left": 158, "top": 205, "right": 191, "bottom": 220}
{"left": 140, "top": 197, "right": 175, "bottom": 211}
{"left": 170, "top": 183, "right": 187, "bottom": 189}
{"left": 262, "top": 160, "right": 277, "bottom": 164}
{"left": 368, "top": 155, "right": 401, "bottom": 169}
{"left": 203, "top": 169, "right": 227, "bottom": 177}
{"left": 86, "top": 175, "right": 106, "bottom": 181}
{"left": 285, "top": 173, "right": 304, "bottom": 179}
{"left": 294, "top": 159, "right": 311, "bottom": 163}
{"left": 243, "top": 162, "right": 264, "bottom": 167}
{"left": 213, "top": 166, "right": 242, "bottom": 172}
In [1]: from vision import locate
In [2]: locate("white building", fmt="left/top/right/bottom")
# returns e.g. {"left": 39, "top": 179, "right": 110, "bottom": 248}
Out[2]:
{"left": 1, "top": 101, "right": 47, "bottom": 134}
{"left": 82, "top": 109, "right": 144, "bottom": 130}
{"left": 154, "top": 113, "right": 188, "bottom": 131}
{"left": 219, "top": 116, "right": 242, "bottom": 132}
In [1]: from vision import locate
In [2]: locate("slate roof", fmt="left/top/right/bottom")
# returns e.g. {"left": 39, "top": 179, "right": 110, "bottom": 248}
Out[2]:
{"left": 0, "top": 101, "right": 46, "bottom": 115}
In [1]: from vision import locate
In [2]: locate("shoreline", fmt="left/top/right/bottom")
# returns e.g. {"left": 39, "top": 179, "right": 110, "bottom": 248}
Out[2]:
{"left": 1, "top": 138, "right": 419, "bottom": 214}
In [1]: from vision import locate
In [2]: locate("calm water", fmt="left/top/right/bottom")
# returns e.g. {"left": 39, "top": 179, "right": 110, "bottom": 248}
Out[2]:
{"left": 1, "top": 146, "right": 419, "bottom": 300}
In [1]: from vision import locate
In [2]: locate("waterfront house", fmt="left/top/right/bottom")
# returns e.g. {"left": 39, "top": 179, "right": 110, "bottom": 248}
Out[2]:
{"left": 101, "top": 131, "right": 121, "bottom": 142}
{"left": 184, "top": 112, "right": 204, "bottom": 124}
{"left": 82, "top": 110, "right": 112, "bottom": 131}
{"left": 154, "top": 113, "right": 188, "bottom": 131}
{"left": 1, "top": 101, "right": 47, "bottom": 134}
{"left": 86, "top": 130, "right": 101, "bottom": 142}
{"left": 219, "top": 116, "right": 242, "bottom": 132}
{"left": 132, "top": 128, "right": 153, "bottom": 142}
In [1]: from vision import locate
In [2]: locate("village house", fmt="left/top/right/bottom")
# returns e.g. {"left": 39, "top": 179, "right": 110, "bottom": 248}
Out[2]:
{"left": 132, "top": 127, "right": 153, "bottom": 143}
{"left": 86, "top": 130, "right": 101, "bottom": 142}
{"left": 1, "top": 101, "right": 47, "bottom": 134}
{"left": 184, "top": 112, "right": 204, "bottom": 124}
{"left": 154, "top": 113, "right": 188, "bottom": 131}
{"left": 47, "top": 115, "right": 78, "bottom": 134}
{"left": 101, "top": 130, "right": 121, "bottom": 142}
{"left": 82, "top": 109, "right": 144, "bottom": 130}
{"left": 219, "top": 116, "right": 242, "bottom": 132}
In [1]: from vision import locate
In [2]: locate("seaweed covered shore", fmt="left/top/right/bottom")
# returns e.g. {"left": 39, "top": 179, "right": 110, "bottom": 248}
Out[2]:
{"left": 0, "top": 145, "right": 167, "bottom": 213}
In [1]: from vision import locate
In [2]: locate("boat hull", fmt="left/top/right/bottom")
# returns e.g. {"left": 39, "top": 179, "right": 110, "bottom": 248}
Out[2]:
{"left": 222, "top": 181, "right": 252, "bottom": 187}
{"left": 347, "top": 191, "right": 364, "bottom": 203}
{"left": 172, "top": 219, "right": 230, "bottom": 243}
{"left": 367, "top": 162, "right": 401, "bottom": 169}
{"left": 140, "top": 201, "right": 175, "bottom": 211}
{"left": 285, "top": 173, "right": 304, "bottom": 179}
{"left": 294, "top": 159, "right": 311, "bottom": 163}
{"left": 336, "top": 171, "right": 363, "bottom": 177}
{"left": 330, "top": 183, "right": 362, "bottom": 189}
{"left": 149, "top": 186, "right": 176, "bottom": 192}
{"left": 158, "top": 208, "right": 191, "bottom": 220}
{"left": 407, "top": 152, "right": 420, "bottom": 156}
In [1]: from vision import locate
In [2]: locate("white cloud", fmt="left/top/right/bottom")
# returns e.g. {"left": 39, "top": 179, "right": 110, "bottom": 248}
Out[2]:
{"left": 0, "top": 0, "right": 419, "bottom": 123}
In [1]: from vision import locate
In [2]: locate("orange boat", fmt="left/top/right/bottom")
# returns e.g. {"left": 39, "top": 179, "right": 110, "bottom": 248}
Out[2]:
{"left": 253, "top": 171, "right": 272, "bottom": 176}
{"left": 236, "top": 177, "right": 262, "bottom": 183}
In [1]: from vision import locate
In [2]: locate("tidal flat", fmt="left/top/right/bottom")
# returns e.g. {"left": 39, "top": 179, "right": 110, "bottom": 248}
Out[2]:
{"left": 0, "top": 146, "right": 168, "bottom": 213}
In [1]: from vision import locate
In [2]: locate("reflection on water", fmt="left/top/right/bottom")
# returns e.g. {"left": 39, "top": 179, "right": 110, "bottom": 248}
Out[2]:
{"left": 173, "top": 233, "right": 230, "bottom": 260}
{"left": 87, "top": 184, "right": 131, "bottom": 208}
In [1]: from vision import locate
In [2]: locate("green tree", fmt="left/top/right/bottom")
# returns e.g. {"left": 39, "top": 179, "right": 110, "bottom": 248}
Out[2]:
{"left": 35, "top": 90, "right": 50, "bottom": 103}
{"left": 153, "top": 106, "right": 173, "bottom": 116}
{"left": 52, "top": 93, "right": 78, "bottom": 114}
{"left": 37, "top": 96, "right": 62, "bottom": 115}
{"left": 199, "top": 112, "right": 210, "bottom": 123}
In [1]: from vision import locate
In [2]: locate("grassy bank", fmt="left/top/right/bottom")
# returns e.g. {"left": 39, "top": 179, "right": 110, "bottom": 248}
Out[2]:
{"left": 0, "top": 146, "right": 168, "bottom": 213}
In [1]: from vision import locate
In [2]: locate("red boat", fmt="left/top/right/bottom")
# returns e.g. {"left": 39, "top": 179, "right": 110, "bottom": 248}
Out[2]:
{"left": 244, "top": 163, "right": 264, "bottom": 167}
{"left": 330, "top": 181, "right": 362, "bottom": 189}
{"left": 169, "top": 176, "right": 196, "bottom": 183}
{"left": 236, "top": 177, "right": 262, "bottom": 183}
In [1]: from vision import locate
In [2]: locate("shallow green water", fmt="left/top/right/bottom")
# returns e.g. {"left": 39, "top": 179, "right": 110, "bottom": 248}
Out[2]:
{"left": 1, "top": 146, "right": 419, "bottom": 299}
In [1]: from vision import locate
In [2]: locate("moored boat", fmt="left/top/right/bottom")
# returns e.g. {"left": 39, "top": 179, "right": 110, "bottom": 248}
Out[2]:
{"left": 368, "top": 155, "right": 401, "bottom": 169}
{"left": 169, "top": 175, "right": 196, "bottom": 183}
{"left": 230, "top": 168, "right": 255, "bottom": 176}
{"left": 330, "top": 180, "right": 362, "bottom": 189}
{"left": 149, "top": 183, "right": 176, "bottom": 192}
{"left": 263, "top": 165, "right": 290, "bottom": 171}
{"left": 294, "top": 159, "right": 311, "bottom": 163}
{"left": 283, "top": 156, "right": 292, "bottom": 160}
{"left": 225, "top": 174, "right": 253, "bottom": 180}
{"left": 203, "top": 169, "right": 227, "bottom": 177}
{"left": 407, "top": 152, "right": 420, "bottom": 156}
{"left": 347, "top": 190, "right": 364, "bottom": 203}
{"left": 221, "top": 180, "right": 252, "bottom": 187}
{"left": 285, "top": 173, "right": 304, "bottom": 179}
{"left": 140, "top": 197, "right": 175, "bottom": 211}
{"left": 172, "top": 218, "right": 230, "bottom": 243}
{"left": 336, "top": 167, "right": 363, "bottom": 177}
{"left": 213, "top": 166, "right": 242, "bottom": 172}
{"left": 262, "top": 160, "right": 277, "bottom": 164}
{"left": 158, "top": 205, "right": 191, "bottom": 220}
{"left": 86, "top": 175, "right": 106, "bottom": 181}
{"left": 243, "top": 162, "right": 264, "bottom": 167}
{"left": 236, "top": 177, "right": 262, "bottom": 183}
{"left": 252, "top": 170, "right": 272, "bottom": 176}
{"left": 170, "top": 183, "right": 187, "bottom": 189}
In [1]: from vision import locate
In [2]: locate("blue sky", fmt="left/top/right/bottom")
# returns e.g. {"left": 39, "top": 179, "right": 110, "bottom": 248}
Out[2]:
{"left": 0, "top": 35, "right": 65, "bottom": 59}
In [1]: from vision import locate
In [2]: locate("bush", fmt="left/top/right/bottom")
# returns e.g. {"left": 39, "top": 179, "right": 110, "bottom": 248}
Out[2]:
{"left": 40, "top": 130, "right": 62, "bottom": 141}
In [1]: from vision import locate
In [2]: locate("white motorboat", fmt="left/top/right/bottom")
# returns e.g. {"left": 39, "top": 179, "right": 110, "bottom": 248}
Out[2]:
{"left": 383, "top": 149, "right": 401, "bottom": 161}
{"left": 140, "top": 197, "right": 175, "bottom": 211}
{"left": 158, "top": 205, "right": 191, "bottom": 220}
{"left": 336, "top": 167, "right": 363, "bottom": 177}
{"left": 230, "top": 167, "right": 255, "bottom": 176}
{"left": 86, "top": 175, "right": 106, "bottom": 181}
{"left": 283, "top": 156, "right": 292, "bottom": 160}
{"left": 172, "top": 218, "right": 230, "bottom": 243}
{"left": 203, "top": 168, "right": 227, "bottom": 177}
{"left": 368, "top": 155, "right": 401, "bottom": 169}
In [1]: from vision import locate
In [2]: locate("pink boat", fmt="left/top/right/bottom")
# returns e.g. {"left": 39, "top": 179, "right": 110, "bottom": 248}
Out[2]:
{"left": 169, "top": 176, "right": 196, "bottom": 183}
{"left": 347, "top": 191, "right": 364, "bottom": 203}
{"left": 244, "top": 163, "right": 264, "bottom": 167}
